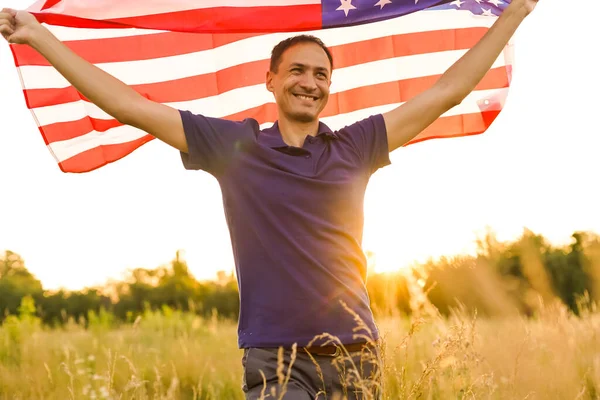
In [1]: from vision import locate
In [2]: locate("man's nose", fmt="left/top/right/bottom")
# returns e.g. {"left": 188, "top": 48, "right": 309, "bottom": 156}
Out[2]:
{"left": 298, "top": 73, "right": 318, "bottom": 91}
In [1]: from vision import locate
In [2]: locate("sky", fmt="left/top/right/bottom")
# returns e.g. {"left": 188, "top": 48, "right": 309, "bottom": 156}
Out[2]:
{"left": 1, "top": 0, "right": 599, "bottom": 291}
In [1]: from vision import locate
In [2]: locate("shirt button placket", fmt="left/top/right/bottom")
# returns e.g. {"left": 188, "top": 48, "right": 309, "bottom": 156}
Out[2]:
{"left": 305, "top": 137, "right": 314, "bottom": 159}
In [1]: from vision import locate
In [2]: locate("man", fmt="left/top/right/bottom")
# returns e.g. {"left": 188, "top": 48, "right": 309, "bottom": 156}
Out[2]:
{"left": 0, "top": 1, "right": 539, "bottom": 398}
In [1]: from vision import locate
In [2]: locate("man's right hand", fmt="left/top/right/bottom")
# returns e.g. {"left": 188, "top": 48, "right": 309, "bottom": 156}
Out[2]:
{"left": 0, "top": 9, "right": 42, "bottom": 45}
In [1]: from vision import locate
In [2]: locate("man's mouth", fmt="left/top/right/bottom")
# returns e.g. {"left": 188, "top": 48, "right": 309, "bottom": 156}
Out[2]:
{"left": 293, "top": 94, "right": 319, "bottom": 101}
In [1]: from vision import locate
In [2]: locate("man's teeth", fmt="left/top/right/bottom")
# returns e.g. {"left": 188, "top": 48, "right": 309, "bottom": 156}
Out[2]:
{"left": 296, "top": 95, "right": 315, "bottom": 101}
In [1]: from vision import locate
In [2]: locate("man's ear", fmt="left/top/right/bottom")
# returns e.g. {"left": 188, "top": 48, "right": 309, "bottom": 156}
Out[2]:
{"left": 266, "top": 70, "right": 274, "bottom": 93}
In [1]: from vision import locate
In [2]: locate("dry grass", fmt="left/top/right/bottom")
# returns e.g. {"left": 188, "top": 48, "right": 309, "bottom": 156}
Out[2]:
{"left": 1, "top": 301, "right": 599, "bottom": 400}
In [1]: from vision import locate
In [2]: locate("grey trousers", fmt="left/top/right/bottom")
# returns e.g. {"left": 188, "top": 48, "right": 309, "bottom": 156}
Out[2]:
{"left": 241, "top": 344, "right": 382, "bottom": 399}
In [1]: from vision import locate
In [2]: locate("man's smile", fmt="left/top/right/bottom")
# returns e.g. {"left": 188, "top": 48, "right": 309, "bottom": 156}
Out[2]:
{"left": 293, "top": 93, "right": 319, "bottom": 101}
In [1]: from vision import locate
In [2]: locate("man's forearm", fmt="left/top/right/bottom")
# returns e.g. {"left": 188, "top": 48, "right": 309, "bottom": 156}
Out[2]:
{"left": 437, "top": 4, "right": 529, "bottom": 102}
{"left": 29, "top": 25, "right": 144, "bottom": 124}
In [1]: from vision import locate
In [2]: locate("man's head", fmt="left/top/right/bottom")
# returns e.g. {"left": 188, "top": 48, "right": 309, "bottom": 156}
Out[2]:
{"left": 266, "top": 35, "right": 334, "bottom": 124}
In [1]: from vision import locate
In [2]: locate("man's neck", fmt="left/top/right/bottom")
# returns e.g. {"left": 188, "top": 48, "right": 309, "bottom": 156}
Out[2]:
{"left": 278, "top": 116, "right": 319, "bottom": 148}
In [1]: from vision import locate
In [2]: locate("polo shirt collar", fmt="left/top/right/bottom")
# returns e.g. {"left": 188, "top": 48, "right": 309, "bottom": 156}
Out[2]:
{"left": 258, "top": 121, "right": 338, "bottom": 148}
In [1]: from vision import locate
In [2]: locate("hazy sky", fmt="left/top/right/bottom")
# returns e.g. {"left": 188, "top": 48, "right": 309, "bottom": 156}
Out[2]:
{"left": 1, "top": 0, "right": 599, "bottom": 291}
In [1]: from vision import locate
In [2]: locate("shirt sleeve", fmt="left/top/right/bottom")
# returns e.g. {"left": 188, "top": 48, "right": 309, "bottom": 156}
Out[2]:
{"left": 339, "top": 113, "right": 391, "bottom": 175}
{"left": 179, "top": 110, "right": 258, "bottom": 176}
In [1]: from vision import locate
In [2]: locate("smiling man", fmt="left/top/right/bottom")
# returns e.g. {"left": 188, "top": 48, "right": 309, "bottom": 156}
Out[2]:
{"left": 0, "top": 0, "right": 540, "bottom": 398}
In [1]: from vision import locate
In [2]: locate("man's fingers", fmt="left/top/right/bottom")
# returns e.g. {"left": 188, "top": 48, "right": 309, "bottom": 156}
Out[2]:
{"left": 0, "top": 16, "right": 15, "bottom": 34}
{"left": 0, "top": 10, "right": 15, "bottom": 42}
{"left": 0, "top": 17, "right": 15, "bottom": 36}
{"left": 0, "top": 8, "right": 17, "bottom": 17}
{"left": 0, "top": 13, "right": 15, "bottom": 23}
{"left": 0, "top": 18, "right": 15, "bottom": 28}
{"left": 0, "top": 24, "right": 14, "bottom": 39}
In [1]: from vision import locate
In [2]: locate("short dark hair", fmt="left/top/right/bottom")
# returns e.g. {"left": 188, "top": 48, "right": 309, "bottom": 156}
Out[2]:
{"left": 269, "top": 35, "right": 334, "bottom": 74}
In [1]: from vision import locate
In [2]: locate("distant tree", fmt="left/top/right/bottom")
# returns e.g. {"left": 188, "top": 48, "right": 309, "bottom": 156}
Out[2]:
{"left": 113, "top": 251, "right": 209, "bottom": 318}
{"left": 37, "top": 289, "right": 69, "bottom": 326}
{"left": 0, "top": 251, "right": 43, "bottom": 318}
{"left": 154, "top": 251, "right": 202, "bottom": 311}
{"left": 543, "top": 233, "right": 594, "bottom": 313}
{"left": 201, "top": 279, "right": 239, "bottom": 319}
{"left": 475, "top": 230, "right": 596, "bottom": 315}
{"left": 62, "top": 289, "right": 112, "bottom": 325}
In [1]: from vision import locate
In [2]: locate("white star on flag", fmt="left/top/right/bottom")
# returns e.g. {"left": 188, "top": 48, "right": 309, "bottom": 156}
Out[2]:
{"left": 487, "top": 0, "right": 503, "bottom": 6}
{"left": 374, "top": 0, "right": 392, "bottom": 9}
{"left": 450, "top": 0, "right": 464, "bottom": 7}
{"left": 480, "top": 7, "right": 495, "bottom": 16}
{"left": 336, "top": 0, "right": 357, "bottom": 16}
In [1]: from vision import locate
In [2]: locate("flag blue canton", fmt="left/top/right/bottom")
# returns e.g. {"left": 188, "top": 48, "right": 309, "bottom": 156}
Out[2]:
{"left": 321, "top": 0, "right": 453, "bottom": 28}
{"left": 432, "top": 0, "right": 509, "bottom": 16}
{"left": 321, "top": 0, "right": 508, "bottom": 28}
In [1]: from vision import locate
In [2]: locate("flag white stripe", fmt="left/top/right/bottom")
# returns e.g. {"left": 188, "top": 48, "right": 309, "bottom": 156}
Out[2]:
{"left": 48, "top": 125, "right": 150, "bottom": 163}
{"left": 19, "top": 10, "right": 497, "bottom": 89}
{"left": 329, "top": 51, "right": 507, "bottom": 93}
{"left": 44, "top": 25, "right": 170, "bottom": 40}
{"left": 32, "top": 51, "right": 509, "bottom": 127}
{"left": 322, "top": 87, "right": 508, "bottom": 129}
{"left": 21, "top": 41, "right": 503, "bottom": 92}
{"left": 47, "top": 87, "right": 509, "bottom": 163}
{"left": 33, "top": 0, "right": 321, "bottom": 20}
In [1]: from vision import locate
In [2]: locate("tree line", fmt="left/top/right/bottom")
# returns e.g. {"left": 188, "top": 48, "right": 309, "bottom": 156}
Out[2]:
{"left": 2, "top": 230, "right": 599, "bottom": 326}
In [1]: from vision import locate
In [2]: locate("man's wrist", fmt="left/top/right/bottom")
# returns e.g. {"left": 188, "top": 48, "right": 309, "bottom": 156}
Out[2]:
{"left": 504, "top": 1, "right": 531, "bottom": 21}
{"left": 28, "top": 23, "right": 52, "bottom": 51}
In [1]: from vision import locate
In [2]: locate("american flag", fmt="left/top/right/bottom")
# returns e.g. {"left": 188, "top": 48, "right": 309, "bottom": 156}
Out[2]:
{"left": 11, "top": 0, "right": 513, "bottom": 173}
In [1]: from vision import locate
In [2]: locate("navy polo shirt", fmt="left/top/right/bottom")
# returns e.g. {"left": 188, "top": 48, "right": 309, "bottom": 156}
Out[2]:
{"left": 180, "top": 110, "right": 391, "bottom": 348}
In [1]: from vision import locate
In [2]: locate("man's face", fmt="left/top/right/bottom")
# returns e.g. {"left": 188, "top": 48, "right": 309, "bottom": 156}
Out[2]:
{"left": 266, "top": 42, "right": 332, "bottom": 123}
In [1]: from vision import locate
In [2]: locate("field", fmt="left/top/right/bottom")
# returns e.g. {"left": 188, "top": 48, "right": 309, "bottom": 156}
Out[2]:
{"left": 1, "top": 303, "right": 599, "bottom": 400}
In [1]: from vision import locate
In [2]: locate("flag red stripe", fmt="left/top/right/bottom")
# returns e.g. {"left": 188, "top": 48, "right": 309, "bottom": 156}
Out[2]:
{"left": 408, "top": 110, "right": 501, "bottom": 146}
{"left": 40, "top": 69, "right": 508, "bottom": 143}
{"left": 33, "top": 5, "right": 323, "bottom": 33}
{"left": 43, "top": 118, "right": 123, "bottom": 142}
{"left": 55, "top": 111, "right": 499, "bottom": 173}
{"left": 13, "top": 27, "right": 487, "bottom": 67}
{"left": 57, "top": 135, "right": 155, "bottom": 173}
{"left": 223, "top": 72, "right": 506, "bottom": 123}
{"left": 23, "top": 28, "right": 491, "bottom": 109}
{"left": 11, "top": 31, "right": 262, "bottom": 66}
{"left": 41, "top": 0, "right": 61, "bottom": 11}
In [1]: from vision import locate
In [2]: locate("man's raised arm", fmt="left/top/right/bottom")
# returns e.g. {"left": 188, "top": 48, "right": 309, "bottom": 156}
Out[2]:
{"left": 0, "top": 9, "right": 189, "bottom": 153}
{"left": 383, "top": 0, "right": 539, "bottom": 152}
